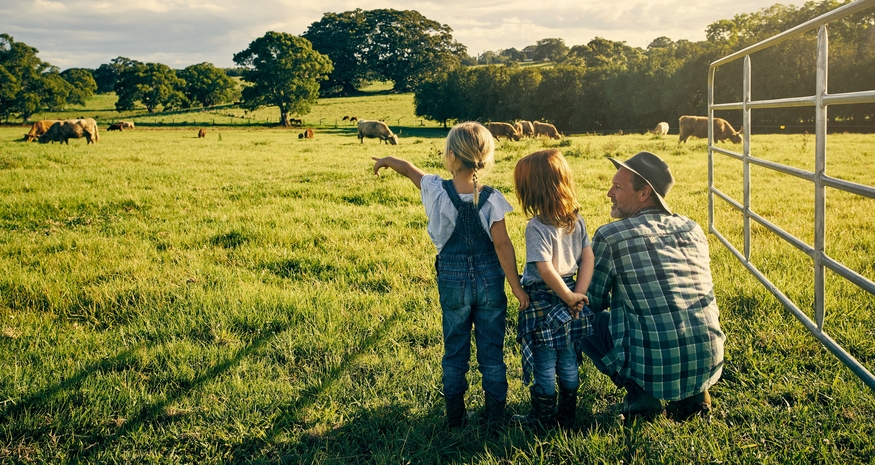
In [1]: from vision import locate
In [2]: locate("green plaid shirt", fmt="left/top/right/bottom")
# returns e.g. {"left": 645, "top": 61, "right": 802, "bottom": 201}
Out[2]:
{"left": 588, "top": 207, "right": 725, "bottom": 400}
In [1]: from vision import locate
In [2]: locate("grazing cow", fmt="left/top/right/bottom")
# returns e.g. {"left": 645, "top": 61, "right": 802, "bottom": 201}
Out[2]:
{"left": 357, "top": 120, "right": 398, "bottom": 145}
{"left": 514, "top": 122, "right": 523, "bottom": 135}
{"left": 24, "top": 120, "right": 61, "bottom": 142}
{"left": 533, "top": 121, "right": 562, "bottom": 140}
{"left": 107, "top": 123, "right": 124, "bottom": 131}
{"left": 119, "top": 121, "right": 135, "bottom": 129}
{"left": 198, "top": 128, "right": 206, "bottom": 138}
{"left": 678, "top": 115, "right": 742, "bottom": 144}
{"left": 519, "top": 120, "right": 535, "bottom": 138}
{"left": 342, "top": 115, "right": 350, "bottom": 121}
{"left": 349, "top": 116, "right": 358, "bottom": 123}
{"left": 289, "top": 118, "right": 302, "bottom": 126}
{"left": 487, "top": 122, "right": 521, "bottom": 141}
{"left": 39, "top": 119, "right": 99, "bottom": 145}
{"left": 652, "top": 122, "right": 669, "bottom": 136}
{"left": 299, "top": 128, "right": 314, "bottom": 139}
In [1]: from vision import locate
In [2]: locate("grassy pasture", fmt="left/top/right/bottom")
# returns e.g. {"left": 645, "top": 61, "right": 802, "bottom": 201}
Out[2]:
{"left": 1, "top": 115, "right": 874, "bottom": 463}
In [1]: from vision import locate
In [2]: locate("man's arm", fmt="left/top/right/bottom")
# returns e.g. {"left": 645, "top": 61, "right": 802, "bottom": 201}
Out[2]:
{"left": 586, "top": 234, "right": 613, "bottom": 311}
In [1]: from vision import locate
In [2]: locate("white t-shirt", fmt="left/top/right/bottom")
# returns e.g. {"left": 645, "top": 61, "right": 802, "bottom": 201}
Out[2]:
{"left": 521, "top": 214, "right": 591, "bottom": 286}
{"left": 419, "top": 174, "right": 514, "bottom": 253}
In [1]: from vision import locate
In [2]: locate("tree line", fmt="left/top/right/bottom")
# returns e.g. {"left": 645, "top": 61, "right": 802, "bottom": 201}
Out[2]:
{"left": 415, "top": 0, "right": 875, "bottom": 133}
{"left": 2, "top": 2, "right": 872, "bottom": 129}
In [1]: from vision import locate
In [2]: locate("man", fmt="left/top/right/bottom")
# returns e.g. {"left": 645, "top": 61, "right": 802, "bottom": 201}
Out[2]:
{"left": 580, "top": 151, "right": 725, "bottom": 421}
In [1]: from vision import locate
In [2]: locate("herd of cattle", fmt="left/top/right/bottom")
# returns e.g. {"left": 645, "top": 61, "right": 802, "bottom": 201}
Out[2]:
{"left": 21, "top": 115, "right": 743, "bottom": 146}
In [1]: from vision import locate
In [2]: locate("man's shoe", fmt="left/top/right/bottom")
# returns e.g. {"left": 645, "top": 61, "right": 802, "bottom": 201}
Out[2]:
{"left": 615, "top": 388, "right": 663, "bottom": 421}
{"left": 667, "top": 390, "right": 711, "bottom": 421}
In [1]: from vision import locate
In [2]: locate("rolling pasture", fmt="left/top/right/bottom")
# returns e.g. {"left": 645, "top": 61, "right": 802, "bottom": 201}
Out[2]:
{"left": 1, "top": 94, "right": 874, "bottom": 463}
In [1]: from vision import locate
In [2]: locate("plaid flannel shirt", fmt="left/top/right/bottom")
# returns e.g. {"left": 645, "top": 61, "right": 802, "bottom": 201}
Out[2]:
{"left": 517, "top": 284, "right": 593, "bottom": 385}
{"left": 588, "top": 207, "right": 725, "bottom": 400}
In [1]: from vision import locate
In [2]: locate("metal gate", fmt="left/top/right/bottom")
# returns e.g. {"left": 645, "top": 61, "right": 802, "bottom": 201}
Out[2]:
{"left": 707, "top": 0, "right": 875, "bottom": 390}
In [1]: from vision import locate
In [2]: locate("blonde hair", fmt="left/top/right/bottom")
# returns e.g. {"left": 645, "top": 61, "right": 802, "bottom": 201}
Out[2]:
{"left": 514, "top": 149, "right": 580, "bottom": 232}
{"left": 443, "top": 122, "right": 495, "bottom": 206}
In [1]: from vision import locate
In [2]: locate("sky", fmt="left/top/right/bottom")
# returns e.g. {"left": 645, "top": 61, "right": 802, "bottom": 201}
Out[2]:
{"left": 0, "top": 0, "right": 810, "bottom": 71}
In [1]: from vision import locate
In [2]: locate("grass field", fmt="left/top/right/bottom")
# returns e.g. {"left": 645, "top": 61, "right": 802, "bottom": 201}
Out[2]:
{"left": 1, "top": 92, "right": 874, "bottom": 463}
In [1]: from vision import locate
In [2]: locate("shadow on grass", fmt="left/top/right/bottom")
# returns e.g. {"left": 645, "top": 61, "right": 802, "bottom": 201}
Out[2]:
{"left": 0, "top": 322, "right": 290, "bottom": 462}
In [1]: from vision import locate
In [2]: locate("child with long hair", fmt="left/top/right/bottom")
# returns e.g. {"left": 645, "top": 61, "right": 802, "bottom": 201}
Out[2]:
{"left": 372, "top": 122, "right": 529, "bottom": 428}
{"left": 512, "top": 149, "right": 594, "bottom": 429}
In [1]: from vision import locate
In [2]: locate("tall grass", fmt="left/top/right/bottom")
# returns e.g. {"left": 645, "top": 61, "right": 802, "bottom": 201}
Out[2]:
{"left": 1, "top": 123, "right": 873, "bottom": 463}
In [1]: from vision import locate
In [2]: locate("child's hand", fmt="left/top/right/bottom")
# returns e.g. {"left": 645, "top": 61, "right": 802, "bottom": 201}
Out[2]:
{"left": 372, "top": 157, "right": 389, "bottom": 175}
{"left": 513, "top": 288, "right": 530, "bottom": 311}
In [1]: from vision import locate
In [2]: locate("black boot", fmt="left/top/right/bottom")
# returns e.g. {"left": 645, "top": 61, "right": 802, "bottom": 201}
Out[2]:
{"left": 446, "top": 394, "right": 466, "bottom": 428}
{"left": 555, "top": 386, "right": 577, "bottom": 429}
{"left": 479, "top": 394, "right": 507, "bottom": 429}
{"left": 511, "top": 388, "right": 556, "bottom": 428}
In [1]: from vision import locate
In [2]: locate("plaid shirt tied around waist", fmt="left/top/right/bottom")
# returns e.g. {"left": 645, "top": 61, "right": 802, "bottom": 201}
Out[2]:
{"left": 517, "top": 280, "right": 593, "bottom": 385}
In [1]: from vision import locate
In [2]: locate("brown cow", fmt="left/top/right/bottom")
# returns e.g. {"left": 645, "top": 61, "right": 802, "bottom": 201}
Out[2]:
{"left": 519, "top": 120, "right": 535, "bottom": 138}
{"left": 487, "top": 122, "right": 521, "bottom": 141}
{"left": 357, "top": 120, "right": 398, "bottom": 145}
{"left": 23, "top": 120, "right": 61, "bottom": 142}
{"left": 39, "top": 119, "right": 99, "bottom": 145}
{"left": 533, "top": 121, "right": 562, "bottom": 140}
{"left": 299, "top": 128, "right": 314, "bottom": 139}
{"left": 678, "top": 116, "right": 742, "bottom": 144}
{"left": 107, "top": 123, "right": 124, "bottom": 131}
{"left": 119, "top": 121, "right": 135, "bottom": 129}
{"left": 198, "top": 128, "right": 206, "bottom": 138}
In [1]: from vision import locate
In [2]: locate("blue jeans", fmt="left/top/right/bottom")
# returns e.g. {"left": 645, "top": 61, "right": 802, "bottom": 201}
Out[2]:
{"left": 531, "top": 328, "right": 580, "bottom": 396}
{"left": 438, "top": 254, "right": 508, "bottom": 401}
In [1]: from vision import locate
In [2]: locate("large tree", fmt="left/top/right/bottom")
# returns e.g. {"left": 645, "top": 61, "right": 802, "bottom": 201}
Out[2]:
{"left": 0, "top": 34, "right": 74, "bottom": 121}
{"left": 177, "top": 62, "right": 239, "bottom": 108}
{"left": 302, "top": 10, "right": 373, "bottom": 95}
{"left": 233, "top": 32, "right": 332, "bottom": 127}
{"left": 60, "top": 68, "right": 97, "bottom": 106}
{"left": 114, "top": 59, "right": 186, "bottom": 113}
{"left": 304, "top": 9, "right": 466, "bottom": 93}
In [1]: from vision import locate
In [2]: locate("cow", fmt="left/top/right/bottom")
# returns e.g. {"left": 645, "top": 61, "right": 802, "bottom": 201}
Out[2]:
{"left": 198, "top": 128, "right": 206, "bottom": 138}
{"left": 349, "top": 116, "right": 358, "bottom": 123}
{"left": 23, "top": 120, "right": 61, "bottom": 142}
{"left": 38, "top": 119, "right": 99, "bottom": 145}
{"left": 652, "top": 122, "right": 669, "bottom": 136}
{"left": 119, "top": 121, "right": 135, "bottom": 129}
{"left": 678, "top": 116, "right": 742, "bottom": 144}
{"left": 342, "top": 115, "right": 350, "bottom": 121}
{"left": 514, "top": 122, "right": 523, "bottom": 135}
{"left": 107, "top": 123, "right": 124, "bottom": 131}
{"left": 289, "top": 118, "right": 302, "bottom": 126}
{"left": 357, "top": 120, "right": 398, "bottom": 145}
{"left": 299, "top": 128, "right": 314, "bottom": 139}
{"left": 519, "top": 120, "right": 535, "bottom": 138}
{"left": 487, "top": 122, "right": 521, "bottom": 141}
{"left": 533, "top": 121, "right": 562, "bottom": 140}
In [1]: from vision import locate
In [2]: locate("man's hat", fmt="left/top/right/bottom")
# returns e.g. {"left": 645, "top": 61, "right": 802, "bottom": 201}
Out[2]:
{"left": 608, "top": 151, "right": 674, "bottom": 214}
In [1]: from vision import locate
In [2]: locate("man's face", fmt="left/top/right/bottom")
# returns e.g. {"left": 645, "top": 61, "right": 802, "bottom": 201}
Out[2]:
{"left": 608, "top": 168, "right": 647, "bottom": 219}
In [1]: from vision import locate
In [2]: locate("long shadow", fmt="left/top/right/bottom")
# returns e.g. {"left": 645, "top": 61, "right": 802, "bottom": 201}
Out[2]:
{"left": 227, "top": 310, "right": 407, "bottom": 462}
{"left": 0, "top": 322, "right": 289, "bottom": 462}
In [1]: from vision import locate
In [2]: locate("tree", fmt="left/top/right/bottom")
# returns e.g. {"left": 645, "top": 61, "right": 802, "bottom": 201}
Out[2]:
{"left": 0, "top": 34, "right": 74, "bottom": 121}
{"left": 233, "top": 32, "right": 333, "bottom": 126}
{"left": 114, "top": 59, "right": 186, "bottom": 113}
{"left": 304, "top": 9, "right": 466, "bottom": 93}
{"left": 177, "top": 62, "right": 239, "bottom": 108}
{"left": 60, "top": 68, "right": 97, "bottom": 106}
{"left": 302, "top": 10, "right": 373, "bottom": 95}
{"left": 533, "top": 38, "right": 569, "bottom": 62}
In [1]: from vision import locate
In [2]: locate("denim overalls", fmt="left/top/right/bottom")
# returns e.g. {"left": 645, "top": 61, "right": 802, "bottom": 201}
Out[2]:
{"left": 435, "top": 180, "right": 509, "bottom": 402}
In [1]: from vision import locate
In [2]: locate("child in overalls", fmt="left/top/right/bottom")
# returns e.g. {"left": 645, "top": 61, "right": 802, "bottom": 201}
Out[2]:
{"left": 511, "top": 149, "right": 594, "bottom": 429}
{"left": 372, "top": 122, "right": 529, "bottom": 428}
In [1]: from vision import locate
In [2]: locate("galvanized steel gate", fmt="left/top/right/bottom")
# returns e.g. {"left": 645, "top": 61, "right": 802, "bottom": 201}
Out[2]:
{"left": 707, "top": 0, "right": 875, "bottom": 390}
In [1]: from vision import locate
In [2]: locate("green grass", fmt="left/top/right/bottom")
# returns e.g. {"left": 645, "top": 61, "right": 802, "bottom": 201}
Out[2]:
{"left": 1, "top": 116, "right": 874, "bottom": 463}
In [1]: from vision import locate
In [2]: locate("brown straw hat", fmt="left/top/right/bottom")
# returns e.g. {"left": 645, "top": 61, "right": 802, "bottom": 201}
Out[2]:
{"left": 608, "top": 151, "right": 674, "bottom": 214}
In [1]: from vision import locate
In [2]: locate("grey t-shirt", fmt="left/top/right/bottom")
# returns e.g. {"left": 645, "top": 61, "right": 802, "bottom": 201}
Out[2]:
{"left": 521, "top": 214, "right": 591, "bottom": 286}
